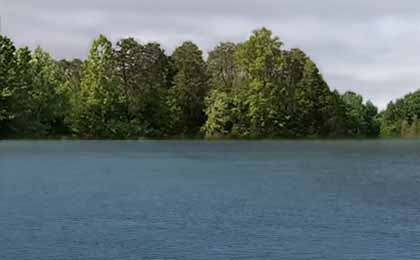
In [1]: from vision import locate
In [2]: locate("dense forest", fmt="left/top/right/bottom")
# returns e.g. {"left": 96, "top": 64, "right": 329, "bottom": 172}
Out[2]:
{"left": 0, "top": 28, "right": 416, "bottom": 139}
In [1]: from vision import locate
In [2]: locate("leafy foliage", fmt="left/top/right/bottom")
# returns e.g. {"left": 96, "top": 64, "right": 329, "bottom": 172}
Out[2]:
{"left": 113, "top": 38, "right": 173, "bottom": 137}
{"left": 380, "top": 90, "right": 420, "bottom": 138}
{"left": 0, "top": 36, "right": 17, "bottom": 134}
{"left": 1, "top": 36, "right": 66, "bottom": 136}
{"left": 204, "top": 28, "right": 379, "bottom": 138}
{"left": 0, "top": 29, "right": 385, "bottom": 139}
{"left": 169, "top": 41, "right": 209, "bottom": 136}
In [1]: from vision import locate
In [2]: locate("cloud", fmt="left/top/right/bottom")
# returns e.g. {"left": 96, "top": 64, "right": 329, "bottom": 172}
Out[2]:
{"left": 2, "top": 0, "right": 420, "bottom": 108}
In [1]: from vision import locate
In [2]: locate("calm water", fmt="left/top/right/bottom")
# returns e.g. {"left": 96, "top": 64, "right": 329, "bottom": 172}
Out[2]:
{"left": 1, "top": 140, "right": 420, "bottom": 260}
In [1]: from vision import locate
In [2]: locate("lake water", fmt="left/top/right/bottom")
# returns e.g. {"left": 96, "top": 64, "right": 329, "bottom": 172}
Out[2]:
{"left": 1, "top": 140, "right": 420, "bottom": 260}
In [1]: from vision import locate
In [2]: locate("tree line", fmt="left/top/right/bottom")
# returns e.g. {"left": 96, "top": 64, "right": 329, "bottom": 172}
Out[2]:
{"left": 0, "top": 27, "right": 409, "bottom": 139}
{"left": 380, "top": 90, "right": 420, "bottom": 138}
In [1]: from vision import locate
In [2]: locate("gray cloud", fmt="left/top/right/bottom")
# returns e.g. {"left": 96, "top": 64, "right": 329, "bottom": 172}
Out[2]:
{"left": 2, "top": 0, "right": 420, "bottom": 108}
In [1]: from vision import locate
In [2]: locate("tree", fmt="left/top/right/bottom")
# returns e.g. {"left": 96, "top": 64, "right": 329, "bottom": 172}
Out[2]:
{"left": 0, "top": 36, "right": 18, "bottom": 135}
{"left": 294, "top": 58, "right": 332, "bottom": 136}
{"left": 113, "top": 38, "right": 141, "bottom": 119}
{"left": 170, "top": 41, "right": 209, "bottom": 135}
{"left": 380, "top": 90, "right": 420, "bottom": 137}
{"left": 23, "top": 47, "right": 69, "bottom": 135}
{"left": 0, "top": 29, "right": 389, "bottom": 139}
{"left": 203, "top": 89, "right": 239, "bottom": 138}
{"left": 69, "top": 35, "right": 124, "bottom": 138}
{"left": 57, "top": 58, "right": 83, "bottom": 132}
{"left": 203, "top": 42, "right": 239, "bottom": 137}
{"left": 203, "top": 28, "right": 365, "bottom": 139}
{"left": 234, "top": 28, "right": 286, "bottom": 137}
{"left": 57, "top": 58, "right": 83, "bottom": 92}
{"left": 207, "top": 42, "right": 238, "bottom": 91}
{"left": 341, "top": 91, "right": 380, "bottom": 137}
{"left": 279, "top": 48, "right": 308, "bottom": 136}
{"left": 1, "top": 40, "right": 66, "bottom": 136}
{"left": 114, "top": 38, "right": 173, "bottom": 137}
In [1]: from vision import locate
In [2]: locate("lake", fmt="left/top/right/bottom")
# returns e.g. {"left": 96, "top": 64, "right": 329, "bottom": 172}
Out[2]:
{"left": 1, "top": 140, "right": 420, "bottom": 259}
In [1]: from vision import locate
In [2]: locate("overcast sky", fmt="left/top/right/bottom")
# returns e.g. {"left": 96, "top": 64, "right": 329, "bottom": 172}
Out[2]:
{"left": 2, "top": 0, "right": 420, "bottom": 108}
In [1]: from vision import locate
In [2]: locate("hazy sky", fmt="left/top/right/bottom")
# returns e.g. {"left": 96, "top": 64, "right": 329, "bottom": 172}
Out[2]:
{"left": 2, "top": 0, "right": 420, "bottom": 108}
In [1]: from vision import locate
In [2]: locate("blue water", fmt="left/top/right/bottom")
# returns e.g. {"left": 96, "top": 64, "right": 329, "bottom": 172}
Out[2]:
{"left": 1, "top": 140, "right": 420, "bottom": 260}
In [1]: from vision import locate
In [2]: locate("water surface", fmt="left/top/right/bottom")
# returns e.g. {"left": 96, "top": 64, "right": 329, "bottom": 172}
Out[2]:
{"left": 1, "top": 140, "right": 420, "bottom": 259}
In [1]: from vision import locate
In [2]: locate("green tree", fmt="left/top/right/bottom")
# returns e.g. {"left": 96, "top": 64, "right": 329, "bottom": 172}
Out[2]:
{"left": 1, "top": 40, "right": 66, "bottom": 136}
{"left": 234, "top": 28, "right": 286, "bottom": 137}
{"left": 207, "top": 42, "right": 238, "bottom": 91}
{"left": 114, "top": 38, "right": 173, "bottom": 137}
{"left": 0, "top": 36, "right": 18, "bottom": 135}
{"left": 294, "top": 58, "right": 334, "bottom": 136}
{"left": 70, "top": 35, "right": 124, "bottom": 138}
{"left": 341, "top": 91, "right": 379, "bottom": 137}
{"left": 380, "top": 90, "right": 420, "bottom": 138}
{"left": 203, "top": 42, "right": 239, "bottom": 137}
{"left": 170, "top": 41, "right": 209, "bottom": 136}
{"left": 204, "top": 28, "right": 359, "bottom": 139}
{"left": 279, "top": 48, "right": 308, "bottom": 136}
{"left": 57, "top": 58, "right": 83, "bottom": 132}
{"left": 24, "top": 47, "right": 69, "bottom": 135}
{"left": 0, "top": 30, "right": 390, "bottom": 139}
{"left": 57, "top": 59, "right": 83, "bottom": 92}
